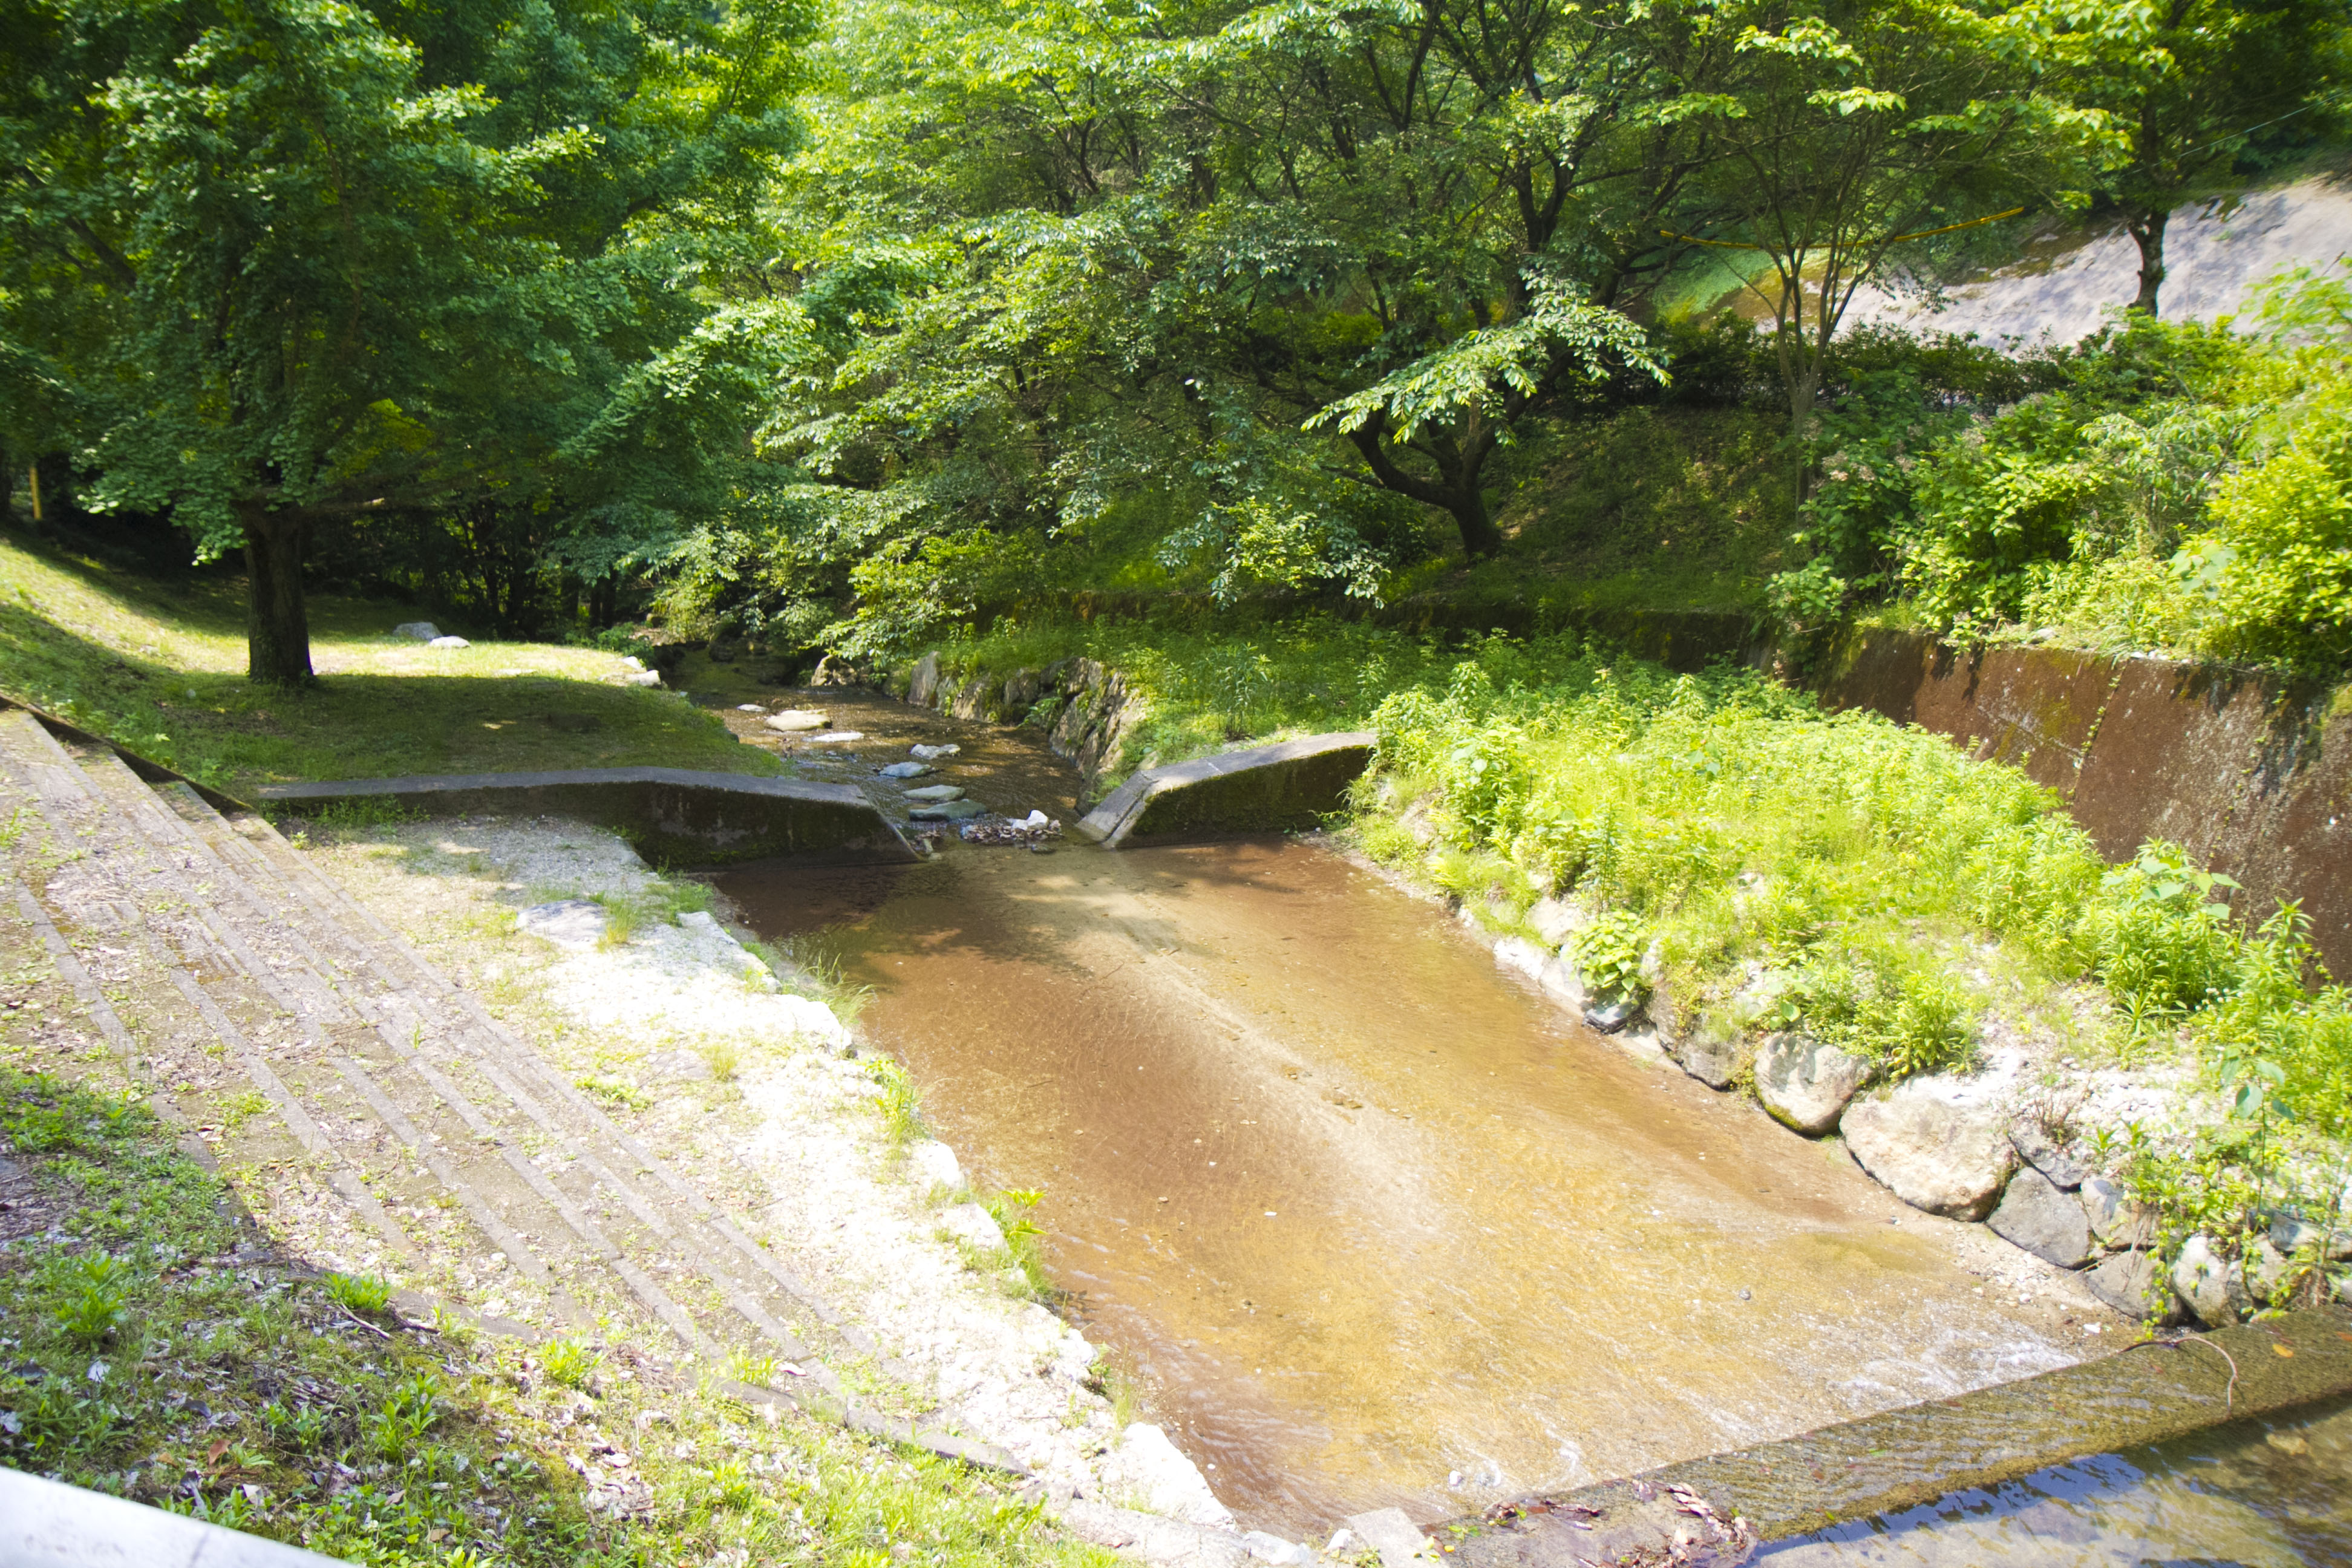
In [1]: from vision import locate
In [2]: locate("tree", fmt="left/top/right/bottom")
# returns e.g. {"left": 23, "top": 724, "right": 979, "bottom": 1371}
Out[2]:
{"left": 1679, "top": 0, "right": 2097, "bottom": 431}
{"left": 2051, "top": 0, "right": 2351, "bottom": 315}
{"left": 0, "top": 0, "right": 806, "bottom": 684}
{"left": 755, "top": 0, "right": 1731, "bottom": 595}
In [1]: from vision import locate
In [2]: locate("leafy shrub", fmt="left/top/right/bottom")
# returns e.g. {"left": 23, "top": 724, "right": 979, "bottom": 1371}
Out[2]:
{"left": 1572, "top": 912, "right": 1650, "bottom": 1003}
{"left": 324, "top": 1271, "right": 394, "bottom": 1315}
{"left": 53, "top": 1256, "right": 132, "bottom": 1344}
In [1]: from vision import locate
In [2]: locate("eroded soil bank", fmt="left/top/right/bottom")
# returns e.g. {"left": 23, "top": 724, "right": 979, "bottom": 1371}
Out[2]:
{"left": 716, "top": 696, "right": 2123, "bottom": 1537}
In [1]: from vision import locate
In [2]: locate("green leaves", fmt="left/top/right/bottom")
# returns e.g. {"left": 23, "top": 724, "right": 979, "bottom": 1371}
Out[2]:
{"left": 1307, "top": 281, "right": 1665, "bottom": 445}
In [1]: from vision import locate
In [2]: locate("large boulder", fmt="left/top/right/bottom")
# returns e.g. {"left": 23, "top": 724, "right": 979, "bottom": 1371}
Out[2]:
{"left": 1987, "top": 1166, "right": 2094, "bottom": 1267}
{"left": 1841, "top": 1075, "right": 2016, "bottom": 1220}
{"left": 2079, "top": 1175, "right": 2160, "bottom": 1250}
{"left": 1753, "top": 1033, "right": 1867, "bottom": 1135}
{"left": 1669, "top": 1012, "right": 1745, "bottom": 1091}
{"left": 393, "top": 620, "right": 440, "bottom": 641}
{"left": 2083, "top": 1249, "right": 2163, "bottom": 1316}
{"left": 2172, "top": 1233, "right": 2250, "bottom": 1325}
{"left": 2008, "top": 1122, "right": 2091, "bottom": 1189}
{"left": 2270, "top": 1213, "right": 2352, "bottom": 1261}
{"left": 908, "top": 650, "right": 942, "bottom": 707}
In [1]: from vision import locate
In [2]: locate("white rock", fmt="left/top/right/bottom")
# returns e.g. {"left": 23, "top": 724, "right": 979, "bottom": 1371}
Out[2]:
{"left": 624, "top": 670, "right": 662, "bottom": 687}
{"left": 904, "top": 785, "right": 965, "bottom": 802}
{"left": 1753, "top": 1033, "right": 1868, "bottom": 1136}
{"left": 1115, "top": 1423, "right": 1235, "bottom": 1530}
{"left": 737, "top": 704, "right": 764, "bottom": 712}
{"left": 428, "top": 635, "right": 471, "bottom": 649}
{"left": 678, "top": 911, "right": 717, "bottom": 931}
{"left": 2172, "top": 1233, "right": 2250, "bottom": 1325}
{"left": 1538, "top": 954, "right": 1586, "bottom": 1010}
{"left": 765, "top": 710, "right": 829, "bottom": 733}
{"left": 1841, "top": 1074, "right": 2017, "bottom": 1220}
{"left": 910, "top": 743, "right": 962, "bottom": 760}
{"left": 1493, "top": 936, "right": 1547, "bottom": 984}
{"left": 906, "top": 1140, "right": 965, "bottom": 1194}
{"left": 1243, "top": 1532, "right": 1312, "bottom": 1566}
{"left": 880, "top": 762, "right": 933, "bottom": 779}
{"left": 515, "top": 899, "right": 608, "bottom": 950}
{"left": 1020, "top": 809, "right": 1051, "bottom": 828}
{"left": 622, "top": 656, "right": 645, "bottom": 670}
{"left": 393, "top": 621, "right": 441, "bottom": 641}
{"left": 938, "top": 1202, "right": 1005, "bottom": 1252}
{"left": 805, "top": 731, "right": 864, "bottom": 743}
{"left": 1527, "top": 897, "right": 1583, "bottom": 949}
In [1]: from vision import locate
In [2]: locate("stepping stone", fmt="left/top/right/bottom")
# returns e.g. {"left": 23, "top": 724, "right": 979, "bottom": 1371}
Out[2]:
{"left": 910, "top": 743, "right": 961, "bottom": 760}
{"left": 879, "top": 762, "right": 932, "bottom": 778}
{"left": 765, "top": 710, "right": 828, "bottom": 732}
{"left": 904, "top": 785, "right": 964, "bottom": 802}
{"left": 803, "top": 731, "right": 864, "bottom": 743}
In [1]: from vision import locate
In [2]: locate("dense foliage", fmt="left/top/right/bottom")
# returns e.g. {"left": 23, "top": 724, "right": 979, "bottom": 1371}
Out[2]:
{"left": 1788, "top": 267, "right": 2352, "bottom": 668}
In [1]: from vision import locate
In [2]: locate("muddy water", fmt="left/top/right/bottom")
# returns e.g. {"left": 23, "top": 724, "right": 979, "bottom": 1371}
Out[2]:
{"left": 717, "top": 696, "right": 2086, "bottom": 1537}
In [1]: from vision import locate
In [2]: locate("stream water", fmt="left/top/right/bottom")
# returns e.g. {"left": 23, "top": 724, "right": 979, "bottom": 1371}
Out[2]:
{"left": 714, "top": 694, "right": 2104, "bottom": 1538}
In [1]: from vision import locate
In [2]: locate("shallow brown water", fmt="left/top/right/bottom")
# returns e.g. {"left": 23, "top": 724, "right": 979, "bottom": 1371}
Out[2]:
{"left": 718, "top": 695, "right": 2085, "bottom": 1537}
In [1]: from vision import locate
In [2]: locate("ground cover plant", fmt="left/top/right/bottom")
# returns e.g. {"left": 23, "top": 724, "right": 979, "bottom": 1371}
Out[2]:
{"left": 0, "top": 530, "right": 770, "bottom": 796}
{"left": 0, "top": 1062, "right": 1102, "bottom": 1568}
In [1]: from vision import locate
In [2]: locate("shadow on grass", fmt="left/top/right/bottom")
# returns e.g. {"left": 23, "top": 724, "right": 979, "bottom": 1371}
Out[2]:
{"left": 0, "top": 589, "right": 773, "bottom": 792}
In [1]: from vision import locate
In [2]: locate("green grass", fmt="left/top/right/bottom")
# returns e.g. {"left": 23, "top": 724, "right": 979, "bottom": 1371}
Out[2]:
{"left": 0, "top": 1065, "right": 1112, "bottom": 1568}
{"left": 0, "top": 528, "right": 778, "bottom": 797}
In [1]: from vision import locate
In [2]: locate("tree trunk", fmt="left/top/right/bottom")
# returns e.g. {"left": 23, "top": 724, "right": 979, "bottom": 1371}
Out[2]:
{"left": 242, "top": 508, "right": 315, "bottom": 686}
{"left": 2125, "top": 206, "right": 2169, "bottom": 315}
{"left": 1447, "top": 487, "right": 1504, "bottom": 559}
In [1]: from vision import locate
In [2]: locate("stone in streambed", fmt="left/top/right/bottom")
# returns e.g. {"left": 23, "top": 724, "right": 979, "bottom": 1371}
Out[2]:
{"left": 2083, "top": 1249, "right": 2162, "bottom": 1316}
{"left": 2010, "top": 1122, "right": 2091, "bottom": 1190}
{"left": 1753, "top": 1031, "right": 1867, "bottom": 1135}
{"left": 1987, "top": 1166, "right": 2094, "bottom": 1267}
{"left": 2079, "top": 1175, "right": 2160, "bottom": 1250}
{"left": 910, "top": 743, "right": 961, "bottom": 760}
{"left": 1583, "top": 999, "right": 1638, "bottom": 1033}
{"left": 765, "top": 710, "right": 829, "bottom": 732}
{"left": 2172, "top": 1233, "right": 2251, "bottom": 1325}
{"left": 903, "top": 784, "right": 964, "bottom": 801}
{"left": 1242, "top": 1534, "right": 1312, "bottom": 1567}
{"left": 803, "top": 731, "right": 864, "bottom": 743}
{"left": 879, "top": 761, "right": 932, "bottom": 778}
{"left": 910, "top": 799, "right": 985, "bottom": 821}
{"left": 1841, "top": 1075, "right": 2015, "bottom": 1220}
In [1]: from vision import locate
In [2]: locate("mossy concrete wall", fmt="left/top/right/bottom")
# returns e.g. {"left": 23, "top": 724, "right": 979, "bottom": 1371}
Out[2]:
{"left": 1450, "top": 1305, "right": 2352, "bottom": 1562}
{"left": 1815, "top": 631, "right": 2352, "bottom": 981}
{"left": 1076, "top": 733, "right": 1376, "bottom": 848}
{"left": 255, "top": 768, "right": 917, "bottom": 867}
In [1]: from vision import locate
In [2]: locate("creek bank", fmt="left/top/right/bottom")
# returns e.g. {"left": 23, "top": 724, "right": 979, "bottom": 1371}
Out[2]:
{"left": 1444, "top": 869, "right": 2350, "bottom": 1332}
{"left": 313, "top": 815, "right": 1340, "bottom": 1568}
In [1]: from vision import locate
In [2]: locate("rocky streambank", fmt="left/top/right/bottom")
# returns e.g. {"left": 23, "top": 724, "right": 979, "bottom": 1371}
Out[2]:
{"left": 1471, "top": 878, "right": 2350, "bottom": 1333}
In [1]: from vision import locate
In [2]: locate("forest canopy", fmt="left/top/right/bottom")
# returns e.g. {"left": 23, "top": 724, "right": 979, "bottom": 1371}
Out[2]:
{"left": 2, "top": 0, "right": 2347, "bottom": 679}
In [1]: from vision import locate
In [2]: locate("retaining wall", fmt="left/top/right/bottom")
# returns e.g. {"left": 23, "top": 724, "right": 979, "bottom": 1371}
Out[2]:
{"left": 1814, "top": 631, "right": 2352, "bottom": 981}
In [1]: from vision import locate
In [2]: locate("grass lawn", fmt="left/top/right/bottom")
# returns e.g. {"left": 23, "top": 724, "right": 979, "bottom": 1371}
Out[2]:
{"left": 0, "top": 529, "right": 779, "bottom": 799}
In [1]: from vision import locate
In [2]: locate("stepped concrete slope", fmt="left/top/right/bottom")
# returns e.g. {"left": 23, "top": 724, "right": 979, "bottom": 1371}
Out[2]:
{"left": 0, "top": 708, "right": 993, "bottom": 1469}
{"left": 1076, "top": 732, "right": 1375, "bottom": 848}
{"left": 0, "top": 1466, "right": 343, "bottom": 1567}
{"left": 255, "top": 766, "right": 918, "bottom": 866}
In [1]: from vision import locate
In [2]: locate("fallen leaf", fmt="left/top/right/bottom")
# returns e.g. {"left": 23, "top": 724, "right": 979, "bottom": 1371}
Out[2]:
{"left": 2273, "top": 1344, "right": 2295, "bottom": 1358}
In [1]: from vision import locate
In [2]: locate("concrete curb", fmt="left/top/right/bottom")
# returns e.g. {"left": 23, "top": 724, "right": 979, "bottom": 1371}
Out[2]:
{"left": 1447, "top": 1306, "right": 2352, "bottom": 1560}
{"left": 253, "top": 768, "right": 917, "bottom": 866}
{"left": 0, "top": 1466, "right": 347, "bottom": 1566}
{"left": 1076, "top": 733, "right": 1376, "bottom": 848}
